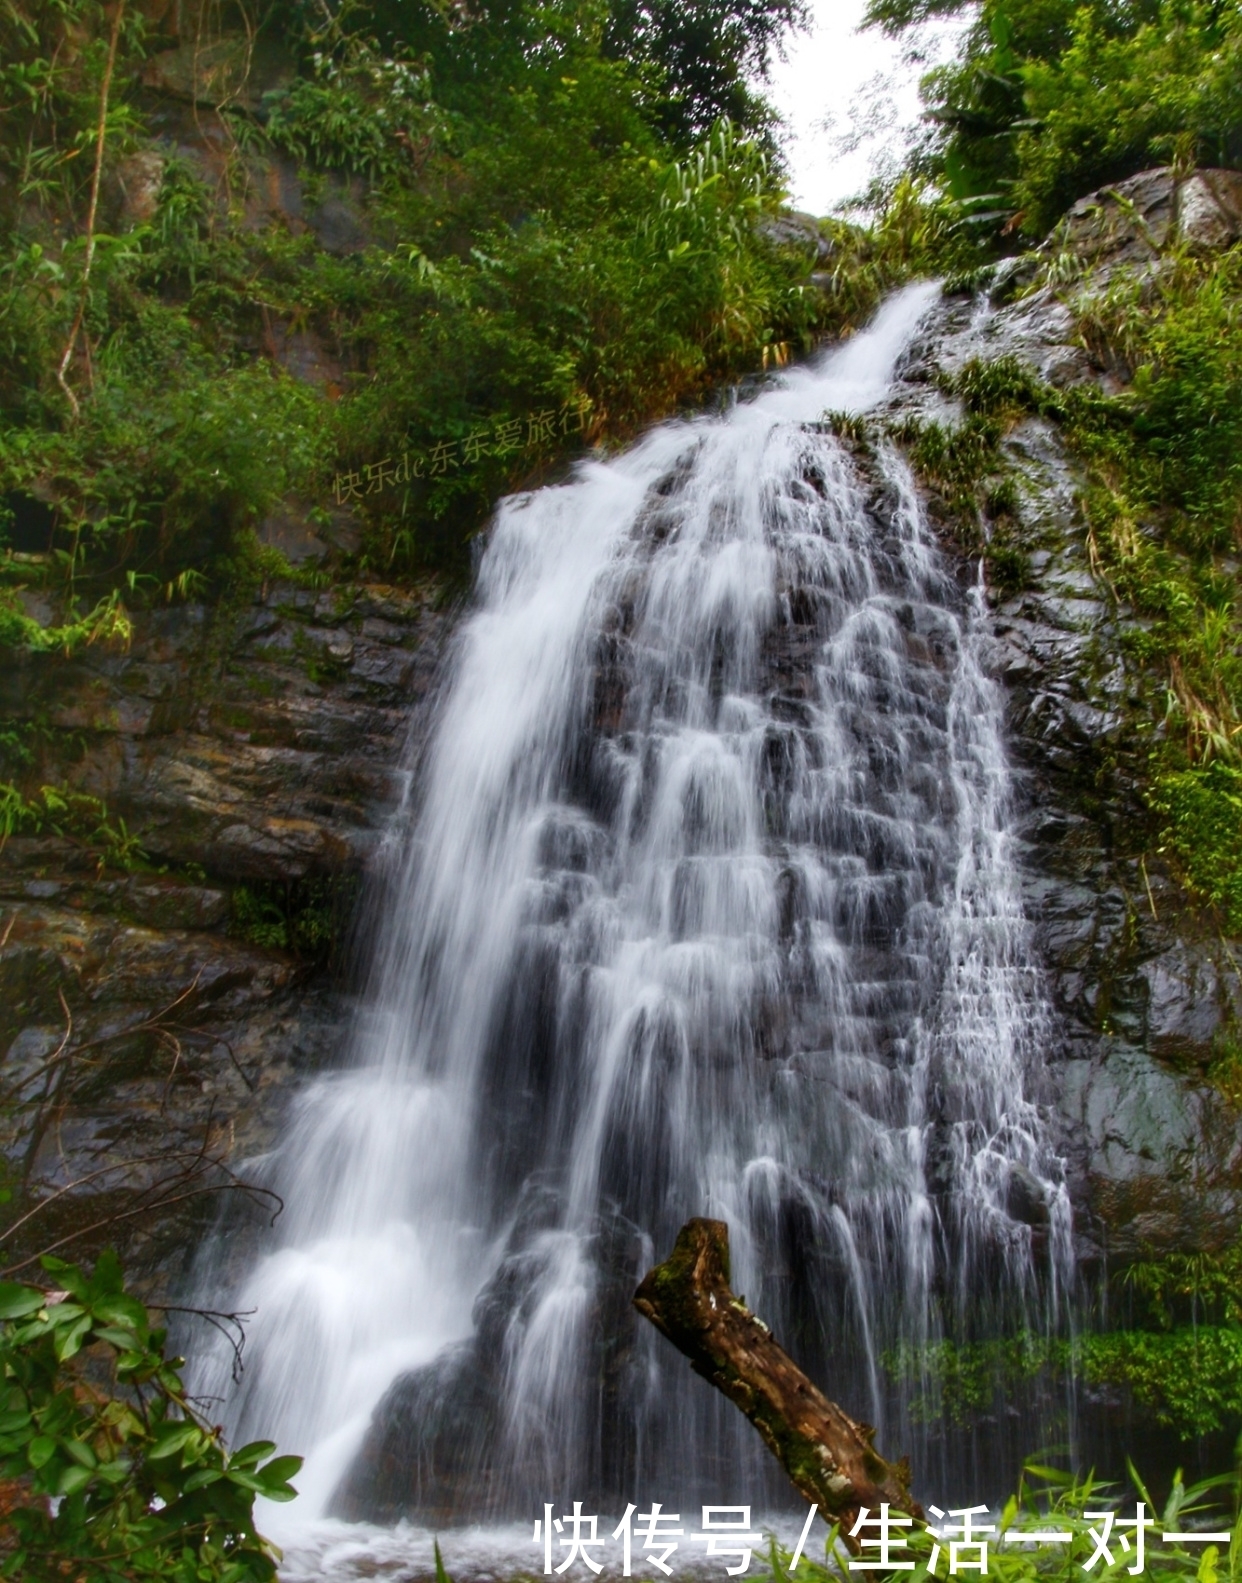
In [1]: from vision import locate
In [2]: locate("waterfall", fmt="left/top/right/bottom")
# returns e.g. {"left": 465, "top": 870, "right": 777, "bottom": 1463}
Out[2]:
{"left": 194, "top": 283, "right": 1072, "bottom": 1538}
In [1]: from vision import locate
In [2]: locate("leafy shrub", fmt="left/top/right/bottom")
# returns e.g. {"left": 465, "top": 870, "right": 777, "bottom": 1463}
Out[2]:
{"left": 0, "top": 0, "right": 834, "bottom": 602}
{"left": 1152, "top": 762, "right": 1242, "bottom": 932}
{"left": 870, "top": 0, "right": 1242, "bottom": 242}
{"left": 890, "top": 1325, "right": 1242, "bottom": 1437}
{"left": 896, "top": 243, "right": 1242, "bottom": 927}
{"left": 231, "top": 875, "right": 356, "bottom": 962}
{"left": 1123, "top": 1244, "right": 1242, "bottom": 1329}
{"left": 0, "top": 1251, "right": 300, "bottom": 1582}
{"left": 1014, "top": 2, "right": 1242, "bottom": 236}
{"left": 754, "top": 1459, "right": 1239, "bottom": 1582}
{"left": 264, "top": 44, "right": 441, "bottom": 181}
{"left": 0, "top": 781, "right": 146, "bottom": 871}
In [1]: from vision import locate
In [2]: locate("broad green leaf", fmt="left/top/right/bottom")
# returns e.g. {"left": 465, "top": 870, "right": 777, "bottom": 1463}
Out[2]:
{"left": 0, "top": 1283, "right": 45, "bottom": 1320}
{"left": 1023, "top": 1462, "right": 1074, "bottom": 1485}
{"left": 256, "top": 1454, "right": 302, "bottom": 1485}
{"left": 259, "top": 1480, "right": 299, "bottom": 1503}
{"left": 27, "top": 1434, "right": 57, "bottom": 1468}
{"left": 149, "top": 1422, "right": 198, "bottom": 1460}
{"left": 87, "top": 1248, "right": 124, "bottom": 1298}
{"left": 12, "top": 1317, "right": 56, "bottom": 1343}
{"left": 39, "top": 1256, "right": 88, "bottom": 1301}
{"left": 1165, "top": 1471, "right": 1187, "bottom": 1527}
{"left": 183, "top": 1467, "right": 225, "bottom": 1491}
{"left": 93, "top": 1324, "right": 143, "bottom": 1350}
{"left": 224, "top": 1469, "right": 269, "bottom": 1494}
{"left": 44, "top": 1300, "right": 87, "bottom": 1327}
{"left": 229, "top": 1439, "right": 277, "bottom": 1468}
{"left": 54, "top": 1312, "right": 93, "bottom": 1361}
{"left": 62, "top": 1437, "right": 97, "bottom": 1468}
{"left": 91, "top": 1293, "right": 148, "bottom": 1330}
{"left": 57, "top": 1461, "right": 93, "bottom": 1495}
{"left": 1127, "top": 1457, "right": 1155, "bottom": 1508}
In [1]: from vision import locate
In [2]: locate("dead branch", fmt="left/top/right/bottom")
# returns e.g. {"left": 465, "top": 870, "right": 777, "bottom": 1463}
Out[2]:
{"left": 634, "top": 1218, "right": 921, "bottom": 1542}
{"left": 155, "top": 1304, "right": 256, "bottom": 1384}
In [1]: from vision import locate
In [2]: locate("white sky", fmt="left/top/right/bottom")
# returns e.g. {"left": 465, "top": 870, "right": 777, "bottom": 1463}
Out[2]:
{"left": 765, "top": 0, "right": 971, "bottom": 215}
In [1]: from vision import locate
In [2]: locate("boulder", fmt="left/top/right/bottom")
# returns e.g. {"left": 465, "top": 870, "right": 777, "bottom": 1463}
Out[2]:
{"left": 758, "top": 210, "right": 833, "bottom": 262}
{"left": 1056, "top": 167, "right": 1242, "bottom": 266}
{"left": 141, "top": 36, "right": 295, "bottom": 114}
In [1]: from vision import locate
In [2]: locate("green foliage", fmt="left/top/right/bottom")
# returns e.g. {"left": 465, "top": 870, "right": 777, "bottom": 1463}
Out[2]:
{"left": 898, "top": 241, "right": 1242, "bottom": 930}
{"left": 1151, "top": 764, "right": 1242, "bottom": 934}
{"left": 885, "top": 1332, "right": 1061, "bottom": 1427}
{"left": 0, "top": 0, "right": 147, "bottom": 227}
{"left": 872, "top": 0, "right": 1242, "bottom": 241}
{"left": 341, "top": 0, "right": 807, "bottom": 142}
{"left": 1014, "top": 2, "right": 1242, "bottom": 236}
{"left": 818, "top": 174, "right": 987, "bottom": 316}
{"left": 755, "top": 1461, "right": 1240, "bottom": 1583}
{"left": 231, "top": 875, "right": 356, "bottom": 962}
{"left": 0, "top": 1250, "right": 300, "bottom": 1581}
{"left": 0, "top": 781, "right": 146, "bottom": 871}
{"left": 264, "top": 45, "right": 441, "bottom": 180}
{"left": 4, "top": 350, "right": 334, "bottom": 583}
{"left": 0, "top": 0, "right": 826, "bottom": 594}
{"left": 1206, "top": 1037, "right": 1242, "bottom": 1110}
{"left": 600, "top": 0, "right": 807, "bottom": 140}
{"left": 1044, "top": 246, "right": 1242, "bottom": 920}
{"left": 890, "top": 1325, "right": 1242, "bottom": 1437}
{"left": 230, "top": 886, "right": 289, "bottom": 952}
{"left": 1068, "top": 248, "right": 1242, "bottom": 536}
{"left": 0, "top": 587, "right": 132, "bottom": 654}
{"left": 1123, "top": 1244, "right": 1242, "bottom": 1329}
{"left": 886, "top": 353, "right": 1055, "bottom": 589}
{"left": 1083, "top": 1328, "right": 1242, "bottom": 1438}
{"left": 318, "top": 106, "right": 831, "bottom": 566}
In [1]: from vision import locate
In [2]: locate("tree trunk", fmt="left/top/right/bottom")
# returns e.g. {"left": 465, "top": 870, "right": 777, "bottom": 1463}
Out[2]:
{"left": 633, "top": 1217, "right": 922, "bottom": 1542}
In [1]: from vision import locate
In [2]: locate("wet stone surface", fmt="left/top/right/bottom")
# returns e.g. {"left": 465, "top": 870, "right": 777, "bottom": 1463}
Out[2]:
{"left": 890, "top": 192, "right": 1242, "bottom": 1267}
{"left": 0, "top": 578, "right": 453, "bottom": 1286}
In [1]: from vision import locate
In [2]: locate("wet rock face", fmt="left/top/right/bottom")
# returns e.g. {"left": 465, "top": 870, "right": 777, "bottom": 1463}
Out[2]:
{"left": 2, "top": 582, "right": 450, "bottom": 881}
{"left": 0, "top": 579, "right": 452, "bottom": 1285}
{"left": 335, "top": 1191, "right": 657, "bottom": 1522}
{"left": 990, "top": 475, "right": 1242, "bottom": 1265}
{"left": 888, "top": 182, "right": 1242, "bottom": 1267}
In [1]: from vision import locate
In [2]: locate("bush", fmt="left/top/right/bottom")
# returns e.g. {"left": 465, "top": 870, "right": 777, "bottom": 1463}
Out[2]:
{"left": 0, "top": 0, "right": 830, "bottom": 606}
{"left": 870, "top": 0, "right": 1242, "bottom": 242}
{"left": 754, "top": 1459, "right": 1239, "bottom": 1582}
{"left": 1152, "top": 762, "right": 1242, "bottom": 932}
{"left": 890, "top": 1324, "right": 1242, "bottom": 1438}
{"left": 0, "top": 1252, "right": 300, "bottom": 1582}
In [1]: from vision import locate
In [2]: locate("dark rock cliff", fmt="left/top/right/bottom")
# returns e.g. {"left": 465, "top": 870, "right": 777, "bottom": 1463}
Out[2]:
{"left": 0, "top": 579, "right": 452, "bottom": 1282}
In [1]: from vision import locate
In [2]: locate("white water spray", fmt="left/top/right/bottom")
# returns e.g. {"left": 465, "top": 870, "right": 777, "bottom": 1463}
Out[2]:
{"left": 195, "top": 284, "right": 1071, "bottom": 1536}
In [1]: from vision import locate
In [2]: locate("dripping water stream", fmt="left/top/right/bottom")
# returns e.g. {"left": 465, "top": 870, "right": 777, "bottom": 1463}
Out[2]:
{"left": 193, "top": 284, "right": 1072, "bottom": 1560}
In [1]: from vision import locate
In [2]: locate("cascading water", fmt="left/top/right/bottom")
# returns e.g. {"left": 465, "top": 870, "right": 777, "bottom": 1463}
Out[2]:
{"left": 195, "top": 283, "right": 1073, "bottom": 1544}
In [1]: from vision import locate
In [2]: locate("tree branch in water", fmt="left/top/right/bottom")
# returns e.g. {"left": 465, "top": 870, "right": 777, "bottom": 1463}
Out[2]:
{"left": 633, "top": 1217, "right": 922, "bottom": 1541}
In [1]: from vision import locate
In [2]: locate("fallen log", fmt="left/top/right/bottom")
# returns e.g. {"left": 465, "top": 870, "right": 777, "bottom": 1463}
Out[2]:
{"left": 633, "top": 1217, "right": 922, "bottom": 1542}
